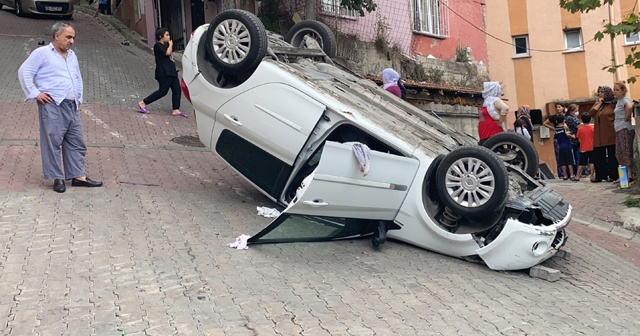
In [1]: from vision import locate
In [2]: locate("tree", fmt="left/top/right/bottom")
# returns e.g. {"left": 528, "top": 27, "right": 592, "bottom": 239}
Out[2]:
{"left": 305, "top": 0, "right": 377, "bottom": 21}
{"left": 236, "top": 0, "right": 256, "bottom": 12}
{"left": 560, "top": 0, "right": 640, "bottom": 82}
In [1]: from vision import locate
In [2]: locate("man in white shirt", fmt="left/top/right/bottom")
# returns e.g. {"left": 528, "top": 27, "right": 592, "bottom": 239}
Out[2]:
{"left": 18, "top": 22, "right": 102, "bottom": 193}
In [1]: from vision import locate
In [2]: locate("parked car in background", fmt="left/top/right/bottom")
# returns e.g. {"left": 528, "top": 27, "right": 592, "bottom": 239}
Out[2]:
{"left": 180, "top": 9, "right": 572, "bottom": 271}
{"left": 0, "top": 0, "right": 73, "bottom": 20}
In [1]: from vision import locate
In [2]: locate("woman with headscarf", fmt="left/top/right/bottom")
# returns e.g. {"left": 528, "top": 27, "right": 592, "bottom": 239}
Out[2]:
{"left": 515, "top": 105, "right": 534, "bottom": 142}
{"left": 477, "top": 81, "right": 508, "bottom": 145}
{"left": 382, "top": 68, "right": 402, "bottom": 98}
{"left": 588, "top": 86, "right": 618, "bottom": 182}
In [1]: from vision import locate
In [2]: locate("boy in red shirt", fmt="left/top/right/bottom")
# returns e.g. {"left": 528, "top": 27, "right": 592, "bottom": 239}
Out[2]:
{"left": 573, "top": 112, "right": 595, "bottom": 181}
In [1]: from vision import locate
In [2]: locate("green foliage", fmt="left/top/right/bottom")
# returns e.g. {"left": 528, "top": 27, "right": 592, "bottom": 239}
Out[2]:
{"left": 560, "top": 1, "right": 640, "bottom": 80}
{"left": 625, "top": 196, "right": 640, "bottom": 208}
{"left": 257, "top": 0, "right": 293, "bottom": 35}
{"left": 455, "top": 45, "right": 470, "bottom": 63}
{"left": 426, "top": 67, "right": 445, "bottom": 84}
{"left": 374, "top": 14, "right": 390, "bottom": 52}
{"left": 339, "top": 0, "right": 377, "bottom": 16}
{"left": 559, "top": 0, "right": 614, "bottom": 14}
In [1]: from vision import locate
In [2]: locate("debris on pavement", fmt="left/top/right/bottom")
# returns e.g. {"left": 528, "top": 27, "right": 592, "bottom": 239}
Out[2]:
{"left": 227, "top": 234, "right": 251, "bottom": 250}
{"left": 557, "top": 247, "right": 572, "bottom": 261}
{"left": 529, "top": 265, "right": 561, "bottom": 282}
{"left": 256, "top": 206, "right": 281, "bottom": 218}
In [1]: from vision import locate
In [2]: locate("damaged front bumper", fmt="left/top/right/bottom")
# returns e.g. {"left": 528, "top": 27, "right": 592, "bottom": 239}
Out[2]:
{"left": 476, "top": 187, "right": 573, "bottom": 271}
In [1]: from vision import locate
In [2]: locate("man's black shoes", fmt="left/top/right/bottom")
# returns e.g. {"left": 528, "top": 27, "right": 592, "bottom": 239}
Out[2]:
{"left": 53, "top": 179, "right": 66, "bottom": 193}
{"left": 71, "top": 177, "right": 103, "bottom": 188}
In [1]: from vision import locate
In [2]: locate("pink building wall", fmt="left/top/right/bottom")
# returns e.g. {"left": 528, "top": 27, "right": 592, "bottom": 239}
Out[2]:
{"left": 411, "top": 1, "right": 488, "bottom": 63}
{"left": 320, "top": 0, "right": 413, "bottom": 53}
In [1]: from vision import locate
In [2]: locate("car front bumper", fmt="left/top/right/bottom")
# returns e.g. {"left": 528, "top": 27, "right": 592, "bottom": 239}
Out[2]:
{"left": 476, "top": 204, "right": 572, "bottom": 271}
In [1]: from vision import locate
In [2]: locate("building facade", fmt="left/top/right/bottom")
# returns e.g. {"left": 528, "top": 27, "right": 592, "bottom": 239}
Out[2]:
{"left": 485, "top": 0, "right": 640, "bottom": 170}
{"left": 113, "top": 0, "right": 233, "bottom": 50}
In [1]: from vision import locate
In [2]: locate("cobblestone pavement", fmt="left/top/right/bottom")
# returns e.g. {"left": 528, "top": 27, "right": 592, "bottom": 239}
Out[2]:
{"left": 1, "top": 8, "right": 640, "bottom": 336}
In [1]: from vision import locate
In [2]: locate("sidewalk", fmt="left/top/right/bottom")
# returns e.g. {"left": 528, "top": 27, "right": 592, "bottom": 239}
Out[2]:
{"left": 546, "top": 178, "right": 640, "bottom": 242}
{"left": 74, "top": 4, "right": 185, "bottom": 71}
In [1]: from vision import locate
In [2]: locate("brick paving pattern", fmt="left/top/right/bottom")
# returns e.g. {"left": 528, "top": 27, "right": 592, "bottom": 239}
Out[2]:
{"left": 1, "top": 8, "right": 640, "bottom": 336}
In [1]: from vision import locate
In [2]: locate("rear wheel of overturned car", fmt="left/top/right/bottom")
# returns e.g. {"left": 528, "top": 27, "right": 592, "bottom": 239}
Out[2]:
{"left": 435, "top": 146, "right": 509, "bottom": 218}
{"left": 205, "top": 9, "right": 268, "bottom": 74}
{"left": 482, "top": 131, "right": 539, "bottom": 177}
{"left": 285, "top": 20, "right": 337, "bottom": 58}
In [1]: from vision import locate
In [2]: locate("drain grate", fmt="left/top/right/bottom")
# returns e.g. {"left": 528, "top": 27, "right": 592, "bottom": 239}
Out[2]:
{"left": 171, "top": 135, "right": 206, "bottom": 147}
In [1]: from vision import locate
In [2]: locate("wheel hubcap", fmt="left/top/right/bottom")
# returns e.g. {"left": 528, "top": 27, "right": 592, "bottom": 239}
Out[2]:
{"left": 212, "top": 19, "right": 251, "bottom": 65}
{"left": 490, "top": 142, "right": 528, "bottom": 170}
{"left": 445, "top": 157, "right": 495, "bottom": 208}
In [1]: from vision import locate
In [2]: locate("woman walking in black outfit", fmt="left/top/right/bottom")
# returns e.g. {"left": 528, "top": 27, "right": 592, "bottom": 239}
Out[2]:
{"left": 135, "top": 28, "right": 186, "bottom": 117}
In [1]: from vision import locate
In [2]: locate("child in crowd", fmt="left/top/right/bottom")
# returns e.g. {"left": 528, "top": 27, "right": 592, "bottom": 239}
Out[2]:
{"left": 544, "top": 114, "right": 575, "bottom": 180}
{"left": 565, "top": 104, "right": 581, "bottom": 175}
{"left": 514, "top": 118, "right": 531, "bottom": 140}
{"left": 95, "top": 0, "right": 110, "bottom": 17}
{"left": 573, "top": 112, "right": 595, "bottom": 181}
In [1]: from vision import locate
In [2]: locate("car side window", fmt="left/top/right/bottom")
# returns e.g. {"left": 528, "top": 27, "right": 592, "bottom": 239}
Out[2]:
{"left": 216, "top": 130, "right": 292, "bottom": 198}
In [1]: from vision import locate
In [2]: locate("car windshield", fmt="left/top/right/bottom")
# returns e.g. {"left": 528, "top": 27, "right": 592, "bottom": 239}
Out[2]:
{"left": 248, "top": 214, "right": 379, "bottom": 243}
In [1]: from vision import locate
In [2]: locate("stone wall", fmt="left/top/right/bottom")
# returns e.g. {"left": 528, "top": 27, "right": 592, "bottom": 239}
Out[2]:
{"left": 335, "top": 37, "right": 486, "bottom": 140}
{"left": 335, "top": 35, "right": 488, "bottom": 86}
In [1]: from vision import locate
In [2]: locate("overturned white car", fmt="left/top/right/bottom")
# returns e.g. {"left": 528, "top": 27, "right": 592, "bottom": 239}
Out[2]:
{"left": 180, "top": 10, "right": 572, "bottom": 271}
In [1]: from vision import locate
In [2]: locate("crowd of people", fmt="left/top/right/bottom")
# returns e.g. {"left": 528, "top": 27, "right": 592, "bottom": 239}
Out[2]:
{"left": 476, "top": 81, "right": 636, "bottom": 184}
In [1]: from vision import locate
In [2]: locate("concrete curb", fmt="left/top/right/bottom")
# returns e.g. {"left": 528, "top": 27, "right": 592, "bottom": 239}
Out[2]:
{"left": 574, "top": 212, "right": 638, "bottom": 241}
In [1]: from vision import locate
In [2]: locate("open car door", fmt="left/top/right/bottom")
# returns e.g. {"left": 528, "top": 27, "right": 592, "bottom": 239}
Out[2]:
{"left": 248, "top": 141, "right": 420, "bottom": 244}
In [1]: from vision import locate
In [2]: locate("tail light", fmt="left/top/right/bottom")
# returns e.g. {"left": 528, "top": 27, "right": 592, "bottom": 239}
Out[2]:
{"left": 181, "top": 79, "right": 191, "bottom": 103}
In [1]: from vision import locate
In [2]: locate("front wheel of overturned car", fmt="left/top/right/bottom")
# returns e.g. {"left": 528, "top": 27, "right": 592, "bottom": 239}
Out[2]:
{"left": 205, "top": 9, "right": 268, "bottom": 74}
{"left": 435, "top": 146, "right": 509, "bottom": 218}
{"left": 285, "top": 20, "right": 337, "bottom": 58}
{"left": 482, "top": 131, "right": 539, "bottom": 177}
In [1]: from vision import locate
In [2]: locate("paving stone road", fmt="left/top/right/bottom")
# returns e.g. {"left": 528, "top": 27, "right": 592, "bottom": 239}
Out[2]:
{"left": 1, "top": 8, "right": 640, "bottom": 336}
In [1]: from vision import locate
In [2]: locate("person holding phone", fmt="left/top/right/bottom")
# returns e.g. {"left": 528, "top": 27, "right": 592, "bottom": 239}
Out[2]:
{"left": 135, "top": 28, "right": 186, "bottom": 117}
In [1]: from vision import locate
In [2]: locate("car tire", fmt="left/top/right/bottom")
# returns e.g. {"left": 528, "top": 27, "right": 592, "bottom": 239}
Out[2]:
{"left": 285, "top": 20, "right": 337, "bottom": 58}
{"left": 205, "top": 9, "right": 268, "bottom": 74}
{"left": 435, "top": 145, "right": 509, "bottom": 217}
{"left": 482, "top": 131, "right": 539, "bottom": 177}
{"left": 14, "top": 0, "right": 24, "bottom": 16}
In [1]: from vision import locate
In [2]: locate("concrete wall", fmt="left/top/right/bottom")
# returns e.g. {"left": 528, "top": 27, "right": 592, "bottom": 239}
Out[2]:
{"left": 409, "top": 102, "right": 480, "bottom": 138}
{"left": 114, "top": 0, "right": 153, "bottom": 44}
{"left": 336, "top": 36, "right": 487, "bottom": 84}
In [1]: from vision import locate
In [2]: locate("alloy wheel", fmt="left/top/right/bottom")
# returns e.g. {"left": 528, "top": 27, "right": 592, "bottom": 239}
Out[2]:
{"left": 212, "top": 18, "right": 251, "bottom": 65}
{"left": 444, "top": 157, "right": 496, "bottom": 208}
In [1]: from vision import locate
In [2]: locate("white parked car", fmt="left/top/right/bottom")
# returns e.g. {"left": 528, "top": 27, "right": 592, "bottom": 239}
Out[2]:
{"left": 180, "top": 10, "right": 572, "bottom": 271}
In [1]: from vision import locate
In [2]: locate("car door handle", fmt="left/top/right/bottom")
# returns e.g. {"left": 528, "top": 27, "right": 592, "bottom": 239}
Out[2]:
{"left": 303, "top": 200, "right": 328, "bottom": 207}
{"left": 224, "top": 114, "right": 242, "bottom": 126}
